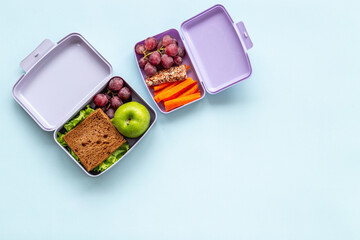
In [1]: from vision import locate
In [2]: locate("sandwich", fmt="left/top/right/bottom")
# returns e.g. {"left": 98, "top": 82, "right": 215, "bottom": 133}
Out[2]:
{"left": 62, "top": 108, "right": 126, "bottom": 172}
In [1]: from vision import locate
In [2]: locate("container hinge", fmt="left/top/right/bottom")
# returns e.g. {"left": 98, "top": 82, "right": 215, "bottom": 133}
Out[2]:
{"left": 20, "top": 39, "right": 55, "bottom": 72}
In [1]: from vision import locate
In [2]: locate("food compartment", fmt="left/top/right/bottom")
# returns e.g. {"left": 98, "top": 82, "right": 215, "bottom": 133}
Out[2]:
{"left": 54, "top": 76, "right": 157, "bottom": 177}
{"left": 134, "top": 29, "right": 205, "bottom": 113}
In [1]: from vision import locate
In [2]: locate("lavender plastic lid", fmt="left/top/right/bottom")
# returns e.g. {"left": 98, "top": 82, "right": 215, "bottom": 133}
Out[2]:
{"left": 180, "top": 4, "right": 253, "bottom": 94}
{"left": 12, "top": 33, "right": 113, "bottom": 131}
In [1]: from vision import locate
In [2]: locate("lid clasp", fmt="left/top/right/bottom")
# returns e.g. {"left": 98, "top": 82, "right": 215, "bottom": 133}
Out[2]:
{"left": 20, "top": 39, "right": 55, "bottom": 72}
{"left": 235, "top": 21, "right": 253, "bottom": 50}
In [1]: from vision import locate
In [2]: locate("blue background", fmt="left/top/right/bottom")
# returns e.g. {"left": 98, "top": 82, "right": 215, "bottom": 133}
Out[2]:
{"left": 0, "top": 0, "right": 359, "bottom": 239}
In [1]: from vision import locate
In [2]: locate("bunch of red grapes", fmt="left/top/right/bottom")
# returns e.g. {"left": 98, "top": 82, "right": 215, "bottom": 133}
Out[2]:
{"left": 136, "top": 35, "right": 186, "bottom": 76}
{"left": 90, "top": 77, "right": 131, "bottom": 119}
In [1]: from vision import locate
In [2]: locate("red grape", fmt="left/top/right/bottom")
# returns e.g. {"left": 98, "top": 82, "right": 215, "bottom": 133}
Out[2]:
{"left": 165, "top": 43, "right": 178, "bottom": 57}
{"left": 106, "top": 108, "right": 115, "bottom": 119}
{"left": 135, "top": 44, "right": 146, "bottom": 55}
{"left": 110, "top": 96, "right": 123, "bottom": 110}
{"left": 144, "top": 37, "right": 157, "bottom": 51}
{"left": 149, "top": 51, "right": 161, "bottom": 65}
{"left": 178, "top": 46, "right": 185, "bottom": 57}
{"left": 173, "top": 38, "right": 178, "bottom": 46}
{"left": 93, "top": 93, "right": 108, "bottom": 107}
{"left": 108, "top": 77, "right": 124, "bottom": 91}
{"left": 138, "top": 58, "right": 148, "bottom": 69}
{"left": 118, "top": 87, "right": 131, "bottom": 101}
{"left": 157, "top": 39, "right": 163, "bottom": 49}
{"left": 173, "top": 56, "right": 183, "bottom": 65}
{"left": 157, "top": 64, "right": 164, "bottom": 71}
{"left": 144, "top": 62, "right": 157, "bottom": 76}
{"left": 162, "top": 35, "right": 176, "bottom": 46}
{"left": 161, "top": 54, "right": 174, "bottom": 69}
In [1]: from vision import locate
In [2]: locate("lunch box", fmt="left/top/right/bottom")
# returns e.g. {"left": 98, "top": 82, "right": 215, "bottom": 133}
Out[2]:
{"left": 134, "top": 4, "right": 253, "bottom": 113}
{"left": 12, "top": 33, "right": 157, "bottom": 177}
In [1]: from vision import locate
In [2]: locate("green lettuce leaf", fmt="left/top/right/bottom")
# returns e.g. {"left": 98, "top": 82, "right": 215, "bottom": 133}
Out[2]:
{"left": 92, "top": 142, "right": 130, "bottom": 172}
{"left": 57, "top": 132, "right": 67, "bottom": 147}
{"left": 57, "top": 132, "right": 79, "bottom": 161}
{"left": 56, "top": 105, "right": 129, "bottom": 173}
{"left": 64, "top": 105, "right": 94, "bottom": 131}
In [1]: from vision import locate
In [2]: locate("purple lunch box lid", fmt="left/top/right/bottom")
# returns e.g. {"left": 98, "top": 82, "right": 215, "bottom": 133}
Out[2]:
{"left": 12, "top": 33, "right": 113, "bottom": 131}
{"left": 180, "top": 4, "right": 253, "bottom": 94}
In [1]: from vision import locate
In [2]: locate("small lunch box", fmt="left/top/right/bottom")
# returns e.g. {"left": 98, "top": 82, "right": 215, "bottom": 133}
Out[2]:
{"left": 12, "top": 33, "right": 157, "bottom": 177}
{"left": 134, "top": 4, "right": 253, "bottom": 113}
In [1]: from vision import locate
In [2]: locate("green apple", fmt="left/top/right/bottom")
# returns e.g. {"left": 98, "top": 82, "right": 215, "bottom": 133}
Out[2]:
{"left": 112, "top": 102, "right": 150, "bottom": 138}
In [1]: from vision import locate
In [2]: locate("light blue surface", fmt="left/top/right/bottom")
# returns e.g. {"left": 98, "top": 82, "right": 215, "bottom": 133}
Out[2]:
{"left": 0, "top": 0, "right": 359, "bottom": 239}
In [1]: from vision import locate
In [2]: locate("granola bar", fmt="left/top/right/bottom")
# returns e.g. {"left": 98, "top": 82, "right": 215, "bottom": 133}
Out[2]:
{"left": 146, "top": 65, "right": 187, "bottom": 87}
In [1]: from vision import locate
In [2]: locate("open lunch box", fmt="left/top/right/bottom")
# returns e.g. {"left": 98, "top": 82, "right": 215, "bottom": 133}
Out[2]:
{"left": 134, "top": 4, "right": 253, "bottom": 113}
{"left": 12, "top": 33, "right": 157, "bottom": 177}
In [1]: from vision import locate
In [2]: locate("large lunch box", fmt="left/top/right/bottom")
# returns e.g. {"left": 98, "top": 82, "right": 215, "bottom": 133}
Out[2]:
{"left": 135, "top": 4, "right": 253, "bottom": 113}
{"left": 12, "top": 33, "right": 157, "bottom": 177}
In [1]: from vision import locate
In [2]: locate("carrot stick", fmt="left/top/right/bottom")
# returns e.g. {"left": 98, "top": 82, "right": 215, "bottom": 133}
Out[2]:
{"left": 177, "top": 83, "right": 199, "bottom": 98}
{"left": 162, "top": 81, "right": 196, "bottom": 102}
{"left": 154, "top": 80, "right": 187, "bottom": 102}
{"left": 164, "top": 92, "right": 201, "bottom": 111}
{"left": 153, "top": 82, "right": 176, "bottom": 97}
{"left": 154, "top": 82, "right": 172, "bottom": 91}
{"left": 155, "top": 78, "right": 196, "bottom": 103}
{"left": 158, "top": 81, "right": 179, "bottom": 93}
{"left": 185, "top": 65, "right": 190, "bottom": 71}
{"left": 154, "top": 82, "right": 180, "bottom": 101}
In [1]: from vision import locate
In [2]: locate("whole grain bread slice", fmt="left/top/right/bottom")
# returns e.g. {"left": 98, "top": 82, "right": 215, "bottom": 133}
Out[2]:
{"left": 63, "top": 108, "right": 126, "bottom": 172}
